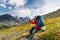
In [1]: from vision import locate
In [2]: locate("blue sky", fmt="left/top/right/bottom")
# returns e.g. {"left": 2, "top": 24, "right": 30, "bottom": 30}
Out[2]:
{"left": 24, "top": 0, "right": 45, "bottom": 8}
{"left": 0, "top": 0, "right": 60, "bottom": 17}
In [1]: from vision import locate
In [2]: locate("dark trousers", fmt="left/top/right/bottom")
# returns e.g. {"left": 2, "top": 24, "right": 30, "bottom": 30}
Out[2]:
{"left": 29, "top": 27, "right": 35, "bottom": 34}
{"left": 29, "top": 27, "right": 41, "bottom": 34}
{"left": 26, "top": 27, "right": 41, "bottom": 38}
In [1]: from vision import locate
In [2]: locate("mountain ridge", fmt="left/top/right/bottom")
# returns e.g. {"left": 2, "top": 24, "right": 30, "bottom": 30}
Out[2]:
{"left": 42, "top": 9, "right": 60, "bottom": 19}
{"left": 0, "top": 14, "right": 29, "bottom": 25}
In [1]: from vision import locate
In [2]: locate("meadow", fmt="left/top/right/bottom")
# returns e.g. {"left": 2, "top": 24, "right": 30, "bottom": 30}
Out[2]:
{"left": 0, "top": 17, "right": 60, "bottom": 40}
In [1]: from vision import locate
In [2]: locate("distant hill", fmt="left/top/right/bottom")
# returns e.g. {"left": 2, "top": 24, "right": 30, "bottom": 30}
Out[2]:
{"left": 19, "top": 17, "right": 29, "bottom": 24}
{"left": 42, "top": 9, "right": 60, "bottom": 19}
{"left": 0, "top": 14, "right": 18, "bottom": 22}
{"left": 0, "top": 14, "right": 19, "bottom": 25}
{"left": 0, "top": 14, "right": 29, "bottom": 25}
{"left": 0, "top": 14, "right": 17, "bottom": 22}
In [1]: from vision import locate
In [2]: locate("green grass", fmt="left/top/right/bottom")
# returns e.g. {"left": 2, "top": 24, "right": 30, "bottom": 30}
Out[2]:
{"left": 0, "top": 17, "right": 60, "bottom": 40}
{"left": 0, "top": 24, "right": 18, "bottom": 30}
{"left": 37, "top": 17, "right": 60, "bottom": 40}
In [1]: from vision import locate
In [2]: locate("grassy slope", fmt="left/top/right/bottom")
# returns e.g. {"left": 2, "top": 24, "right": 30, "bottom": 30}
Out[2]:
{"left": 0, "top": 23, "right": 34, "bottom": 40}
{"left": 38, "top": 17, "right": 60, "bottom": 40}
{"left": 0, "top": 17, "right": 60, "bottom": 40}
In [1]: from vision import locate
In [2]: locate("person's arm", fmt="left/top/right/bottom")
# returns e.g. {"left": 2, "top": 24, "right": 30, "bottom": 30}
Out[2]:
{"left": 29, "top": 19, "right": 37, "bottom": 24}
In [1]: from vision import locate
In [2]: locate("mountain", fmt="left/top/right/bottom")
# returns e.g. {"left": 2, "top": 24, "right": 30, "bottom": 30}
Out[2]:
{"left": 19, "top": 17, "right": 29, "bottom": 24}
{"left": 42, "top": 9, "right": 60, "bottom": 19}
{"left": 0, "top": 14, "right": 16, "bottom": 21}
{"left": 0, "top": 14, "right": 19, "bottom": 25}
{"left": 0, "top": 14, "right": 29, "bottom": 25}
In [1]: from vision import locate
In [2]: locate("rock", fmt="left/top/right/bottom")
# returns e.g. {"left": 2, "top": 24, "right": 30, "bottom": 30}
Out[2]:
{"left": 20, "top": 37, "right": 29, "bottom": 40}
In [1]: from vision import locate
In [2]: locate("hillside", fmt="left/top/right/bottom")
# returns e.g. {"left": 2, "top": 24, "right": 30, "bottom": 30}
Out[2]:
{"left": 0, "top": 14, "right": 30, "bottom": 30}
{"left": 0, "top": 9, "right": 60, "bottom": 40}
{"left": 0, "top": 16, "right": 60, "bottom": 40}
{"left": 43, "top": 9, "right": 60, "bottom": 19}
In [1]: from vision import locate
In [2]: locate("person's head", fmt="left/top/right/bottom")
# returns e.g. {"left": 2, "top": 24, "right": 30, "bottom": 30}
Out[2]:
{"left": 36, "top": 15, "right": 41, "bottom": 19}
{"left": 33, "top": 16, "right": 37, "bottom": 20}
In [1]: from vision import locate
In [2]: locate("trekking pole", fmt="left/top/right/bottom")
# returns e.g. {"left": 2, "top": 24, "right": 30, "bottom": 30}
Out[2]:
{"left": 29, "top": 19, "right": 30, "bottom": 29}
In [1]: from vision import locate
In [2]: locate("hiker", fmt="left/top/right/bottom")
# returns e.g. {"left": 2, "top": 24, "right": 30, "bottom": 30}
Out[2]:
{"left": 29, "top": 15, "right": 45, "bottom": 34}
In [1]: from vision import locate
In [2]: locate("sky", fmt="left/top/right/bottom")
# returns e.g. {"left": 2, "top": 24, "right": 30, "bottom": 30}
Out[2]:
{"left": 0, "top": 0, "right": 60, "bottom": 18}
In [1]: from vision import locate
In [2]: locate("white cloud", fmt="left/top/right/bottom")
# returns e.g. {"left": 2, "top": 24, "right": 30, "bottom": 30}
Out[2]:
{"left": 0, "top": 0, "right": 6, "bottom": 3}
{"left": 11, "top": 0, "right": 60, "bottom": 18}
{"left": 3, "top": 0, "right": 6, "bottom": 3}
{"left": 8, "top": 0, "right": 26, "bottom": 7}
{"left": 0, "top": 0, "right": 6, "bottom": 8}
{"left": 12, "top": 8, "right": 40, "bottom": 18}
{"left": 1, "top": 0, "right": 60, "bottom": 18}
{"left": 0, "top": 0, "right": 27, "bottom": 9}
{"left": 30, "top": 0, "right": 60, "bottom": 16}
{"left": 38, "top": 3, "right": 60, "bottom": 15}
{"left": 0, "top": 4, "right": 6, "bottom": 8}
{"left": 40, "top": 0, "right": 60, "bottom": 15}
{"left": 13, "top": 8, "right": 31, "bottom": 17}
{"left": 8, "top": 7, "right": 12, "bottom": 9}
